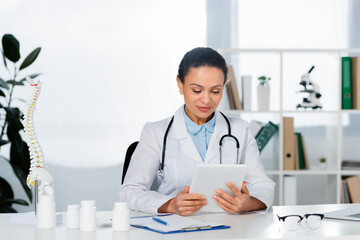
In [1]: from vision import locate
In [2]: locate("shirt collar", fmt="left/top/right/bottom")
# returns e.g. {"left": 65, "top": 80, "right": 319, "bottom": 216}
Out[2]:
{"left": 183, "top": 105, "right": 216, "bottom": 135}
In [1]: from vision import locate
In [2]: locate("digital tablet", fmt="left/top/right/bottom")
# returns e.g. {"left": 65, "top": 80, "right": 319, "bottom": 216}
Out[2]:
{"left": 189, "top": 164, "right": 247, "bottom": 213}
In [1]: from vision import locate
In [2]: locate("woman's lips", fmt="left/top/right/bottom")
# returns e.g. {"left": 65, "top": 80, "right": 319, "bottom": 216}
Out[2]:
{"left": 197, "top": 106, "right": 211, "bottom": 112}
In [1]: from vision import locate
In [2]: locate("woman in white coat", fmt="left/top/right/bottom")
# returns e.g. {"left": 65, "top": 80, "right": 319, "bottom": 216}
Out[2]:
{"left": 120, "top": 47, "right": 275, "bottom": 216}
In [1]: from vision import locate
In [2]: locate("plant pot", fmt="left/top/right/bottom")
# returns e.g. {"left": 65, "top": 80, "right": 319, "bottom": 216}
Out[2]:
{"left": 257, "top": 85, "right": 270, "bottom": 111}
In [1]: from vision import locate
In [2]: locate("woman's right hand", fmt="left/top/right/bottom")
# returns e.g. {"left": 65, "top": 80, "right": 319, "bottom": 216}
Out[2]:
{"left": 159, "top": 185, "right": 207, "bottom": 216}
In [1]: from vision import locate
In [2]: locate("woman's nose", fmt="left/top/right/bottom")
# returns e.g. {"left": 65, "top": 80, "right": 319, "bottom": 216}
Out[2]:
{"left": 201, "top": 92, "right": 211, "bottom": 104}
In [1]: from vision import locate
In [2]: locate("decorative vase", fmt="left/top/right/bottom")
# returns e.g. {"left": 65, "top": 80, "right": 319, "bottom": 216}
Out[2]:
{"left": 257, "top": 85, "right": 270, "bottom": 111}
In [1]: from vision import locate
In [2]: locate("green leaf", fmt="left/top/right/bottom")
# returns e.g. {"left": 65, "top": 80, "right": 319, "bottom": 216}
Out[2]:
{"left": 2, "top": 34, "right": 20, "bottom": 63}
{"left": 4, "top": 198, "right": 29, "bottom": 206}
{"left": 0, "top": 89, "right": 5, "bottom": 97}
{"left": 1, "top": 50, "right": 7, "bottom": 69}
{"left": 6, "top": 123, "right": 23, "bottom": 151}
{"left": 10, "top": 142, "right": 32, "bottom": 203}
{"left": 19, "top": 47, "right": 41, "bottom": 70}
{"left": 5, "top": 108, "right": 24, "bottom": 157}
{"left": 0, "top": 176, "right": 14, "bottom": 203}
{"left": 0, "top": 139, "right": 9, "bottom": 146}
{"left": 5, "top": 107, "right": 23, "bottom": 132}
{"left": 6, "top": 80, "right": 24, "bottom": 86}
{"left": 0, "top": 205, "right": 17, "bottom": 213}
{"left": 0, "top": 77, "right": 9, "bottom": 90}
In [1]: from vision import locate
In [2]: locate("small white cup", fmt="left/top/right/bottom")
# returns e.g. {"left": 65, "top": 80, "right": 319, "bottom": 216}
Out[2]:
{"left": 66, "top": 204, "right": 80, "bottom": 229}
{"left": 112, "top": 202, "right": 130, "bottom": 231}
{"left": 80, "top": 200, "right": 96, "bottom": 232}
{"left": 37, "top": 195, "right": 56, "bottom": 229}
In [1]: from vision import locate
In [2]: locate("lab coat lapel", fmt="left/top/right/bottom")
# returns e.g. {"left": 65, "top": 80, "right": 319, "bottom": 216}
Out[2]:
{"left": 204, "top": 110, "right": 228, "bottom": 164}
{"left": 172, "top": 107, "right": 203, "bottom": 164}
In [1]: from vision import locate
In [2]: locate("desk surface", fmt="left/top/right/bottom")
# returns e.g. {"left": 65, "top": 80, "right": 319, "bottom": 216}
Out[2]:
{"left": 1, "top": 204, "right": 360, "bottom": 240}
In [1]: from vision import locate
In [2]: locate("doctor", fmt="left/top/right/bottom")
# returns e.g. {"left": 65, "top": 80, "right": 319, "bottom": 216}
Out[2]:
{"left": 120, "top": 47, "right": 275, "bottom": 216}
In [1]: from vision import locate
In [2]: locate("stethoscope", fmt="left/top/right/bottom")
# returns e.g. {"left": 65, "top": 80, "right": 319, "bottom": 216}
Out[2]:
{"left": 157, "top": 112, "right": 240, "bottom": 179}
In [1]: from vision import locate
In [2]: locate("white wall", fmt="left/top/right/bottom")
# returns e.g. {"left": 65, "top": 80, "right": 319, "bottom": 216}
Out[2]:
{"left": 0, "top": 0, "right": 206, "bottom": 167}
{"left": 0, "top": 0, "right": 206, "bottom": 212}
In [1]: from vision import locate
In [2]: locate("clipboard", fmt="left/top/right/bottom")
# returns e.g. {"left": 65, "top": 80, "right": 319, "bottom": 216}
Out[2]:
{"left": 130, "top": 214, "right": 230, "bottom": 234}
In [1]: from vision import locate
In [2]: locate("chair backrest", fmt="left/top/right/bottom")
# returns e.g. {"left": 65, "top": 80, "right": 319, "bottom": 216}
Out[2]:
{"left": 121, "top": 141, "right": 139, "bottom": 184}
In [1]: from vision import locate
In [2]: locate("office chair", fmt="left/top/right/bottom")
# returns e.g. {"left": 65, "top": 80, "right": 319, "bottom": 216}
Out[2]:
{"left": 121, "top": 141, "right": 139, "bottom": 184}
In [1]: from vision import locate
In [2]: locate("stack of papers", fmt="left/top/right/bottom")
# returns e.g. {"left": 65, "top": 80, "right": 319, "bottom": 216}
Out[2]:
{"left": 130, "top": 214, "right": 230, "bottom": 234}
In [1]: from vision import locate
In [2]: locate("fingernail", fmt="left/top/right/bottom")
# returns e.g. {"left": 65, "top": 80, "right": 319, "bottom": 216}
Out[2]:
{"left": 216, "top": 189, "right": 221, "bottom": 194}
{"left": 201, "top": 195, "right": 205, "bottom": 199}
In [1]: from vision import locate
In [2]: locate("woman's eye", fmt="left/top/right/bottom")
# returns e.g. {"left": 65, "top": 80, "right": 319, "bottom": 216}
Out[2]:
{"left": 193, "top": 90, "right": 201, "bottom": 93}
{"left": 212, "top": 91, "right": 220, "bottom": 94}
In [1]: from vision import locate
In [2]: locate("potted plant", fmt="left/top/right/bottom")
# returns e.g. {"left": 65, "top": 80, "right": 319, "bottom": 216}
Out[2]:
{"left": 0, "top": 34, "right": 41, "bottom": 212}
{"left": 257, "top": 75, "right": 271, "bottom": 111}
{"left": 319, "top": 157, "right": 327, "bottom": 170}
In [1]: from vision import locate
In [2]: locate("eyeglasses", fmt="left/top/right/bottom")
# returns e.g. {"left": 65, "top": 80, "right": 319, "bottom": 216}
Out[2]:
{"left": 277, "top": 214, "right": 324, "bottom": 231}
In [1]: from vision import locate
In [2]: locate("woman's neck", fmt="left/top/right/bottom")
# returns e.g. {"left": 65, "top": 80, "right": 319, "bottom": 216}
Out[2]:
{"left": 184, "top": 106, "right": 214, "bottom": 125}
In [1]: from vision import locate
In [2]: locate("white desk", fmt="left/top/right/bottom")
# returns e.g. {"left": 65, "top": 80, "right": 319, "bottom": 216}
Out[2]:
{"left": 1, "top": 204, "right": 360, "bottom": 240}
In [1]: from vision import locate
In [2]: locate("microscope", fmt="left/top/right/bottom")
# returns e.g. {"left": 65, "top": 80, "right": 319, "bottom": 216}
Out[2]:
{"left": 296, "top": 66, "right": 322, "bottom": 110}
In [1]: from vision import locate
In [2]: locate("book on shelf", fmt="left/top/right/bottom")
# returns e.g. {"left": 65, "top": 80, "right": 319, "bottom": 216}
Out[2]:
{"left": 295, "top": 133, "right": 310, "bottom": 170}
{"left": 283, "top": 117, "right": 295, "bottom": 170}
{"left": 294, "top": 133, "right": 299, "bottom": 170}
{"left": 255, "top": 121, "right": 278, "bottom": 153}
{"left": 295, "top": 133, "right": 305, "bottom": 169}
{"left": 345, "top": 176, "right": 360, "bottom": 203}
{"left": 341, "top": 160, "right": 360, "bottom": 170}
{"left": 226, "top": 65, "right": 243, "bottom": 110}
{"left": 341, "top": 179, "right": 351, "bottom": 204}
{"left": 301, "top": 134, "right": 310, "bottom": 169}
{"left": 241, "top": 75, "right": 252, "bottom": 111}
{"left": 341, "top": 180, "right": 344, "bottom": 203}
{"left": 283, "top": 118, "right": 310, "bottom": 170}
{"left": 351, "top": 56, "right": 360, "bottom": 109}
{"left": 342, "top": 57, "right": 352, "bottom": 109}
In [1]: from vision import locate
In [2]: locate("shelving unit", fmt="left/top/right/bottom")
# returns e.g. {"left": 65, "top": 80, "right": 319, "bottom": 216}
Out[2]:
{"left": 218, "top": 48, "right": 360, "bottom": 206}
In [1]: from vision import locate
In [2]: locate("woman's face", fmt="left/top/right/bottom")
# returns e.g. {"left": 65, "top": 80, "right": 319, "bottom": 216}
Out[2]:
{"left": 177, "top": 66, "right": 225, "bottom": 125}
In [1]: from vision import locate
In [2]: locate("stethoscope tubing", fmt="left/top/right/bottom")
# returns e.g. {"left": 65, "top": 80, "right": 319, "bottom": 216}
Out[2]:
{"left": 158, "top": 112, "right": 240, "bottom": 179}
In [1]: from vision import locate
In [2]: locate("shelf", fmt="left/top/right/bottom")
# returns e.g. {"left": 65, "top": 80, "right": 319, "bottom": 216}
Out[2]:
{"left": 283, "top": 110, "right": 338, "bottom": 114}
{"left": 266, "top": 170, "right": 339, "bottom": 175}
{"left": 223, "top": 110, "right": 281, "bottom": 114}
{"left": 340, "top": 171, "right": 360, "bottom": 176}
{"left": 219, "top": 48, "right": 360, "bottom": 54}
{"left": 341, "top": 110, "right": 360, "bottom": 114}
{"left": 223, "top": 110, "right": 340, "bottom": 114}
{"left": 221, "top": 48, "right": 360, "bottom": 206}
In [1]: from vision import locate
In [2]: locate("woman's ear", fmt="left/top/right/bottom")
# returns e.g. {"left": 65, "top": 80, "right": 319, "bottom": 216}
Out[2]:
{"left": 176, "top": 77, "right": 184, "bottom": 95}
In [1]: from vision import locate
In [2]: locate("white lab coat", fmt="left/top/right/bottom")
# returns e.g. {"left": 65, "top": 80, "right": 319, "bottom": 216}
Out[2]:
{"left": 119, "top": 106, "right": 275, "bottom": 214}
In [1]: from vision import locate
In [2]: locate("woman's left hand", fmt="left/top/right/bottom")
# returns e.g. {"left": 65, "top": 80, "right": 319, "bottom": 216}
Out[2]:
{"left": 212, "top": 181, "right": 265, "bottom": 213}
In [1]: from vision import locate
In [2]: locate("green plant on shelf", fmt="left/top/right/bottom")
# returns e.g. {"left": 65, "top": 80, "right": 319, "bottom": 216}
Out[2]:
{"left": 257, "top": 75, "right": 271, "bottom": 86}
{"left": 0, "top": 34, "right": 42, "bottom": 213}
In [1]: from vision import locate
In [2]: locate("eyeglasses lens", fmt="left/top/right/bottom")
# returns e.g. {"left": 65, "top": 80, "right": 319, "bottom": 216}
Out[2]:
{"left": 284, "top": 216, "right": 301, "bottom": 231}
{"left": 306, "top": 215, "right": 322, "bottom": 229}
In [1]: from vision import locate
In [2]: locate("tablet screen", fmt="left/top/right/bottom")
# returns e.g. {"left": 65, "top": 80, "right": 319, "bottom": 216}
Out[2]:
{"left": 189, "top": 164, "right": 247, "bottom": 213}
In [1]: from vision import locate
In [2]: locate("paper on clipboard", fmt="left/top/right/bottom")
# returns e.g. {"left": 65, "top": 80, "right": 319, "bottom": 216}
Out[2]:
{"left": 130, "top": 214, "right": 230, "bottom": 234}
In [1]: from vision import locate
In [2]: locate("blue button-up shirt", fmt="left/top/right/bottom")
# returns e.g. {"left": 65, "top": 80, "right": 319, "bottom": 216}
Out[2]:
{"left": 183, "top": 106, "right": 216, "bottom": 161}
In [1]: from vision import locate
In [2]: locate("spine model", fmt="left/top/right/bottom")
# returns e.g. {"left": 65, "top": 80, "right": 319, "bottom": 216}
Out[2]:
{"left": 23, "top": 77, "right": 54, "bottom": 195}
